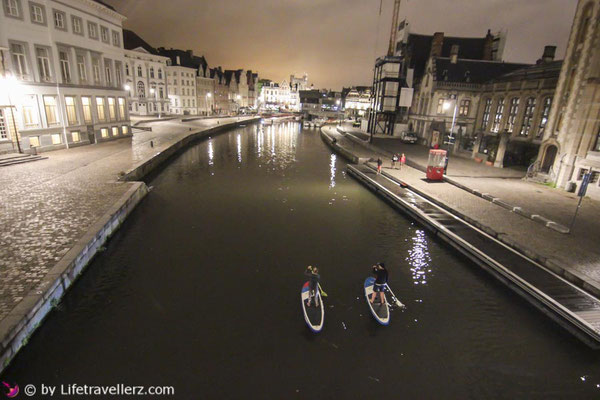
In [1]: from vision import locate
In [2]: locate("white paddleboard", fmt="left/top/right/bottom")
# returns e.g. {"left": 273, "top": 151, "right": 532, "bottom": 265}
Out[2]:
{"left": 364, "top": 277, "right": 390, "bottom": 325}
{"left": 301, "top": 281, "right": 324, "bottom": 332}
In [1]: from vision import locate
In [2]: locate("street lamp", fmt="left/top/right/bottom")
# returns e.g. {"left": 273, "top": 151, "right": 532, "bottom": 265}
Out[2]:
{"left": 0, "top": 74, "right": 23, "bottom": 153}
{"left": 443, "top": 97, "right": 458, "bottom": 174}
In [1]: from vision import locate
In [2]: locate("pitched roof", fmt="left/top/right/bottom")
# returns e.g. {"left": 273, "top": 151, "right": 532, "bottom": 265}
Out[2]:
{"left": 434, "top": 58, "right": 530, "bottom": 84}
{"left": 403, "top": 33, "right": 492, "bottom": 81}
{"left": 123, "top": 29, "right": 158, "bottom": 54}
{"left": 156, "top": 48, "right": 207, "bottom": 71}
{"left": 490, "top": 60, "right": 562, "bottom": 82}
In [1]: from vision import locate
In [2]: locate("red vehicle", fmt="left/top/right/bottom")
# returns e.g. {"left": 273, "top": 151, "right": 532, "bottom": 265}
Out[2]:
{"left": 426, "top": 149, "right": 447, "bottom": 180}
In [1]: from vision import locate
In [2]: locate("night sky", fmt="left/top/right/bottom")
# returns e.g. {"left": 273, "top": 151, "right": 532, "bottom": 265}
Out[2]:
{"left": 104, "top": 0, "right": 578, "bottom": 90}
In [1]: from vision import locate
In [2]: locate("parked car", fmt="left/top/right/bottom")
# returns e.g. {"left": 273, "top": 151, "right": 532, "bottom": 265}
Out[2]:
{"left": 352, "top": 120, "right": 361, "bottom": 128}
{"left": 399, "top": 131, "right": 418, "bottom": 144}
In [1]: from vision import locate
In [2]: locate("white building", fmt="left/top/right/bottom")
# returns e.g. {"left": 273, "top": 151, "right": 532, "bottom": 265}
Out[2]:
{"left": 259, "top": 75, "right": 303, "bottom": 112}
{"left": 196, "top": 65, "right": 213, "bottom": 115}
{"left": 0, "top": 0, "right": 130, "bottom": 153}
{"left": 344, "top": 87, "right": 371, "bottom": 117}
{"left": 123, "top": 29, "right": 169, "bottom": 116}
{"left": 166, "top": 62, "right": 196, "bottom": 115}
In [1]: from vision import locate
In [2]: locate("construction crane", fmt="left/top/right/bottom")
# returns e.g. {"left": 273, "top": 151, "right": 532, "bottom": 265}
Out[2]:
{"left": 387, "top": 0, "right": 402, "bottom": 56}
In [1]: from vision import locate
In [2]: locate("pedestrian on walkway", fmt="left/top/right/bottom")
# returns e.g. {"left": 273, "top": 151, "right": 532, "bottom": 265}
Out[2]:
{"left": 377, "top": 158, "right": 383, "bottom": 174}
{"left": 391, "top": 153, "right": 399, "bottom": 169}
{"left": 400, "top": 153, "right": 406, "bottom": 170}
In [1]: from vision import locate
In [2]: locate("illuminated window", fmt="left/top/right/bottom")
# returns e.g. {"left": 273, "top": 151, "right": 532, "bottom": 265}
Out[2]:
{"left": 100, "top": 128, "right": 108, "bottom": 138}
{"left": 112, "top": 126, "right": 119, "bottom": 136}
{"left": 481, "top": 99, "right": 492, "bottom": 130}
{"left": 81, "top": 97, "right": 92, "bottom": 123}
{"left": 118, "top": 98, "right": 126, "bottom": 119}
{"left": 519, "top": 97, "right": 536, "bottom": 136}
{"left": 65, "top": 96, "right": 78, "bottom": 125}
{"left": 122, "top": 125, "right": 129, "bottom": 135}
{"left": 29, "top": 136, "right": 40, "bottom": 147}
{"left": 96, "top": 97, "right": 106, "bottom": 121}
{"left": 51, "top": 133, "right": 61, "bottom": 144}
{"left": 537, "top": 97, "right": 552, "bottom": 138}
{"left": 108, "top": 97, "right": 116, "bottom": 120}
{"left": 71, "top": 131, "right": 80, "bottom": 142}
{"left": 459, "top": 99, "right": 471, "bottom": 116}
{"left": 436, "top": 98, "right": 444, "bottom": 114}
{"left": 0, "top": 109, "right": 8, "bottom": 140}
{"left": 43, "top": 95, "right": 59, "bottom": 126}
{"left": 506, "top": 98, "right": 520, "bottom": 133}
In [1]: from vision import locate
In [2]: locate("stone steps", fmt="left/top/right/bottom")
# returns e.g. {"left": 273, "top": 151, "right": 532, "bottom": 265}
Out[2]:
{"left": 0, "top": 154, "right": 47, "bottom": 167}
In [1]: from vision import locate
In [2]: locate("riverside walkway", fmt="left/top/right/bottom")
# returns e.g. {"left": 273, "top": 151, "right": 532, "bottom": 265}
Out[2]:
{"left": 322, "top": 125, "right": 600, "bottom": 305}
{"left": 0, "top": 116, "right": 257, "bottom": 371}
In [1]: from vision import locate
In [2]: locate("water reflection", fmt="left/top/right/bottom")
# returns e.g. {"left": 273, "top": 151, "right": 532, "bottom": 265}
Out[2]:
{"left": 407, "top": 229, "right": 432, "bottom": 285}
{"left": 253, "top": 122, "right": 300, "bottom": 171}
{"left": 208, "top": 140, "right": 214, "bottom": 166}
{"left": 329, "top": 153, "right": 337, "bottom": 188}
{"left": 237, "top": 134, "right": 242, "bottom": 163}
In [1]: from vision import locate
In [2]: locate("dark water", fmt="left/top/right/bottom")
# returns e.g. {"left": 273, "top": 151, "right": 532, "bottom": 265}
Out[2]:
{"left": 3, "top": 122, "right": 600, "bottom": 399}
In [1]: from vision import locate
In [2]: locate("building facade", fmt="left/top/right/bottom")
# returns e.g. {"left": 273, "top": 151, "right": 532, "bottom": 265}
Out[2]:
{"left": 473, "top": 50, "right": 561, "bottom": 168}
{"left": 343, "top": 86, "right": 371, "bottom": 117}
{"left": 0, "top": 0, "right": 130, "bottom": 153}
{"left": 196, "top": 65, "right": 214, "bottom": 115}
{"left": 538, "top": 0, "right": 600, "bottom": 199}
{"left": 123, "top": 29, "right": 170, "bottom": 116}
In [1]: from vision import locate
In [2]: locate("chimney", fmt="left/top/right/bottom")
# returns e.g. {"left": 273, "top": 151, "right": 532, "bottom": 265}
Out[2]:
{"left": 542, "top": 45, "right": 556, "bottom": 62}
{"left": 430, "top": 32, "right": 444, "bottom": 58}
{"left": 176, "top": 55, "right": 181, "bottom": 65}
{"left": 450, "top": 45, "right": 459, "bottom": 64}
{"left": 483, "top": 29, "right": 494, "bottom": 60}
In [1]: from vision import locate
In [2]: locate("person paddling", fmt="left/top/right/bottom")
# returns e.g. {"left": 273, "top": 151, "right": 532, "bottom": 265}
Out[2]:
{"left": 305, "top": 266, "right": 320, "bottom": 307}
{"left": 370, "top": 263, "right": 388, "bottom": 305}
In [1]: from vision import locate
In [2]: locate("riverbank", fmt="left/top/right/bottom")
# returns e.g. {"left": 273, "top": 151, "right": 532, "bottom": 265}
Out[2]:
{"left": 0, "top": 116, "right": 258, "bottom": 373}
{"left": 320, "top": 125, "right": 600, "bottom": 300}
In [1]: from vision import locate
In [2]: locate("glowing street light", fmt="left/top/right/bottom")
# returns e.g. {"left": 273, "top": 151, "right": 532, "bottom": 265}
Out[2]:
{"left": 124, "top": 84, "right": 131, "bottom": 91}
{"left": 0, "top": 74, "right": 23, "bottom": 153}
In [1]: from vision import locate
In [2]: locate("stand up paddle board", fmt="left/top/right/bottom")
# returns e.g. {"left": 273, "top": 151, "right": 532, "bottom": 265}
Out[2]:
{"left": 364, "top": 277, "right": 390, "bottom": 325}
{"left": 301, "top": 281, "right": 324, "bottom": 333}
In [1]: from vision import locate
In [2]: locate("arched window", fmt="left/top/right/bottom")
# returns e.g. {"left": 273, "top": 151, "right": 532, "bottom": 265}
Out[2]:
{"left": 537, "top": 97, "right": 552, "bottom": 138}
{"left": 150, "top": 67, "right": 155, "bottom": 79}
{"left": 506, "top": 97, "right": 520, "bottom": 133}
{"left": 157, "top": 68, "right": 163, "bottom": 79}
{"left": 519, "top": 97, "right": 536, "bottom": 136}
{"left": 481, "top": 98, "right": 492, "bottom": 130}
{"left": 137, "top": 65, "right": 142, "bottom": 77}
{"left": 137, "top": 81, "right": 145, "bottom": 98}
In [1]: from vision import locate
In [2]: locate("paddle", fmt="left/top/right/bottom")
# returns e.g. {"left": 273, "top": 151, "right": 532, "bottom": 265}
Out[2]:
{"left": 385, "top": 284, "right": 405, "bottom": 308}
{"left": 318, "top": 283, "right": 328, "bottom": 297}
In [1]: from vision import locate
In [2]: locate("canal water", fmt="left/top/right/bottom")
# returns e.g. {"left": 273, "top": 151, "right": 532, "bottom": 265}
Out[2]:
{"left": 3, "top": 122, "right": 600, "bottom": 399}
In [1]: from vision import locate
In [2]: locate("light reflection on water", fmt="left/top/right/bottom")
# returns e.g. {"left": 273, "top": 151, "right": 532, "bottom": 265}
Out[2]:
{"left": 207, "top": 140, "right": 214, "bottom": 166}
{"left": 237, "top": 134, "right": 242, "bottom": 163}
{"left": 407, "top": 229, "right": 432, "bottom": 285}
{"left": 330, "top": 153, "right": 337, "bottom": 189}
{"left": 254, "top": 122, "right": 300, "bottom": 170}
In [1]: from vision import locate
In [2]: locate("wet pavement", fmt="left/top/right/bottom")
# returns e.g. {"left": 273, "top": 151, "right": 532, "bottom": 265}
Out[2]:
{"left": 3, "top": 123, "right": 600, "bottom": 398}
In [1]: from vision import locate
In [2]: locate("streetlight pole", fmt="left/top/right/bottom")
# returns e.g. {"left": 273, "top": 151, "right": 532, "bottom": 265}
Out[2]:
{"left": 443, "top": 96, "right": 458, "bottom": 174}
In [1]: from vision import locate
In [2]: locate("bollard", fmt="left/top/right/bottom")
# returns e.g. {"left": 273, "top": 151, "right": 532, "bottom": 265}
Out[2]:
{"left": 150, "top": 140, "right": 154, "bottom": 148}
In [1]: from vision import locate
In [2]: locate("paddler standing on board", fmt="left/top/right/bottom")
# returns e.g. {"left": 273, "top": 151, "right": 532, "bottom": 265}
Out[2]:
{"left": 305, "top": 266, "right": 320, "bottom": 307}
{"left": 370, "top": 263, "right": 388, "bottom": 305}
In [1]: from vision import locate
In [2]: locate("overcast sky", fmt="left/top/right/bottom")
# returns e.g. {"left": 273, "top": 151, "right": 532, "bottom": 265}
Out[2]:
{"left": 105, "top": 0, "right": 578, "bottom": 90}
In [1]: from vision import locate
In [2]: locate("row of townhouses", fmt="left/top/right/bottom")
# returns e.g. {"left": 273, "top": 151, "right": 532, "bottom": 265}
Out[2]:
{"left": 258, "top": 73, "right": 310, "bottom": 112}
{"left": 0, "top": 0, "right": 259, "bottom": 154}
{"left": 367, "top": 0, "right": 600, "bottom": 199}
